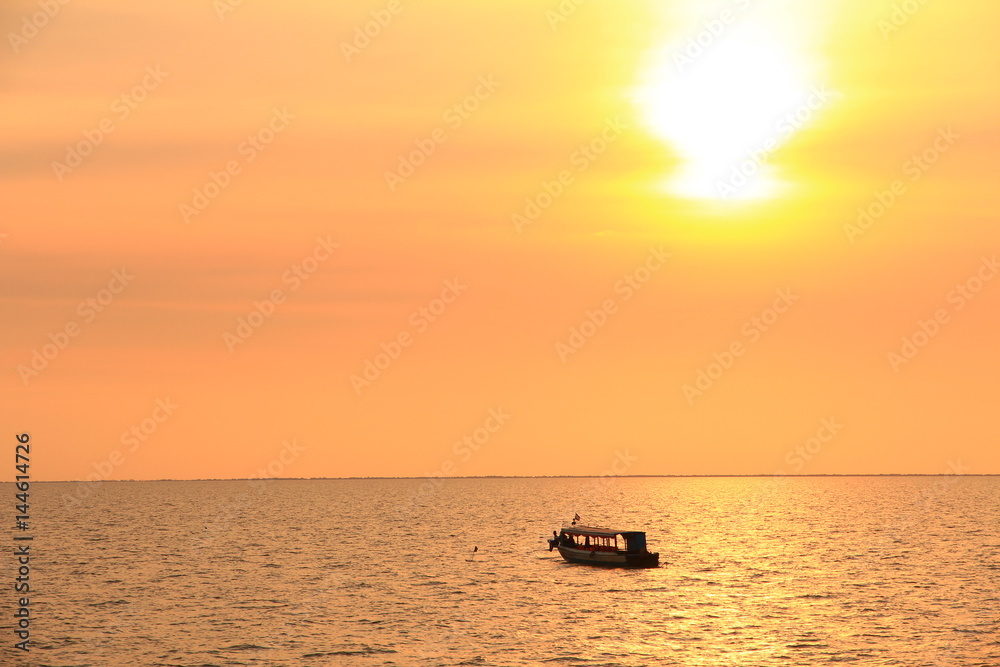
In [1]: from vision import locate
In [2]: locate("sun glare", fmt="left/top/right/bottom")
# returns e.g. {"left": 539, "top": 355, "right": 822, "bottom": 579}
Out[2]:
{"left": 636, "top": 20, "right": 828, "bottom": 202}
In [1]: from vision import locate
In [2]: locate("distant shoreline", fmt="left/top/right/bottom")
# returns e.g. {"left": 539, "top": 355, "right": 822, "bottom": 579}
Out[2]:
{"left": 9, "top": 474, "right": 998, "bottom": 483}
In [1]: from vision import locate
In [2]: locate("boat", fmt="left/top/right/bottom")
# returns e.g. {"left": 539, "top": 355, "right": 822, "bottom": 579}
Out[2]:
{"left": 547, "top": 522, "right": 659, "bottom": 568}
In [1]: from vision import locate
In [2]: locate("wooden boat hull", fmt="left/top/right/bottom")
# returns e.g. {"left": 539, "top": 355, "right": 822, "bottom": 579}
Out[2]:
{"left": 556, "top": 545, "right": 659, "bottom": 568}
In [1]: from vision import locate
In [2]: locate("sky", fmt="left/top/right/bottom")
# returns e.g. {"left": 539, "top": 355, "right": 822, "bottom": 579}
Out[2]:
{"left": 2, "top": 0, "right": 998, "bottom": 481}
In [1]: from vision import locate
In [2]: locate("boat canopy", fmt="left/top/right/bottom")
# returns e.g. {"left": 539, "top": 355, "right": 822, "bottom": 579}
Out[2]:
{"left": 622, "top": 532, "right": 646, "bottom": 553}
{"left": 561, "top": 525, "right": 622, "bottom": 537}
{"left": 561, "top": 525, "right": 648, "bottom": 551}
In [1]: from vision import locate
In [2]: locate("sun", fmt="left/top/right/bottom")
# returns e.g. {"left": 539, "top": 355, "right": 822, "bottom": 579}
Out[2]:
{"left": 635, "top": 22, "right": 825, "bottom": 202}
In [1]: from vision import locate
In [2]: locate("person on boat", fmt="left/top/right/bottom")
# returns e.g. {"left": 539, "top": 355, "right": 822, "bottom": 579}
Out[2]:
{"left": 549, "top": 531, "right": 558, "bottom": 551}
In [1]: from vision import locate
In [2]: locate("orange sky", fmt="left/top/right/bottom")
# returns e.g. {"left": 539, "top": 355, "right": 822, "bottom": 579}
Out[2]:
{"left": 2, "top": 0, "right": 998, "bottom": 481}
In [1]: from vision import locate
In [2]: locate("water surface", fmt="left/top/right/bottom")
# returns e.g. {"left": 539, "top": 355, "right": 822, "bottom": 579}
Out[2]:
{"left": 8, "top": 476, "right": 999, "bottom": 665}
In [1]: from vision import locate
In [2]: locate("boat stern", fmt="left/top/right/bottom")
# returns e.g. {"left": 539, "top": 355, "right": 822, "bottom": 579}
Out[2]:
{"left": 624, "top": 551, "right": 659, "bottom": 568}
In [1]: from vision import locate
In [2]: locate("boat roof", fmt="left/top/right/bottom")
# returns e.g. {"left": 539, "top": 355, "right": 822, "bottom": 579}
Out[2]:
{"left": 561, "top": 525, "right": 645, "bottom": 537}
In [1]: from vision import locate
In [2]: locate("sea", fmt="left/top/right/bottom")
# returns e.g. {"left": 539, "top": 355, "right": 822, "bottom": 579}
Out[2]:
{"left": 4, "top": 476, "right": 998, "bottom": 666}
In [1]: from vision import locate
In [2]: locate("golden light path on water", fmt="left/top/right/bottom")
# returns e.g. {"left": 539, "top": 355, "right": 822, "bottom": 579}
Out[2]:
{"left": 634, "top": 0, "right": 836, "bottom": 202}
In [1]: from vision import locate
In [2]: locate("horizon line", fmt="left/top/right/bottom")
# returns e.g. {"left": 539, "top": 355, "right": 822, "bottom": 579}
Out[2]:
{"left": 10, "top": 473, "right": 997, "bottom": 484}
